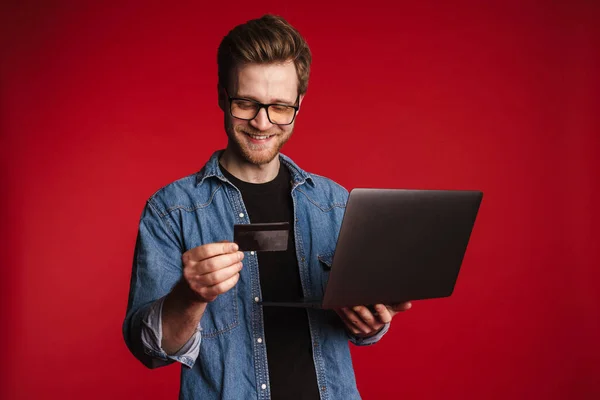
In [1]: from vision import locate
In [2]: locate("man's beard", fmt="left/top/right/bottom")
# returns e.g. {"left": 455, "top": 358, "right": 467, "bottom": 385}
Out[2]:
{"left": 228, "top": 125, "right": 292, "bottom": 166}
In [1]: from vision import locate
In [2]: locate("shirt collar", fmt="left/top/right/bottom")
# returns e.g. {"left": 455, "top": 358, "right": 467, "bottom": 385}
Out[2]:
{"left": 195, "top": 150, "right": 313, "bottom": 188}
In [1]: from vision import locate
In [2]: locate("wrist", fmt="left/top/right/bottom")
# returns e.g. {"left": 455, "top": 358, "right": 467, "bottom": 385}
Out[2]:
{"left": 356, "top": 324, "right": 386, "bottom": 339}
{"left": 168, "top": 280, "right": 208, "bottom": 313}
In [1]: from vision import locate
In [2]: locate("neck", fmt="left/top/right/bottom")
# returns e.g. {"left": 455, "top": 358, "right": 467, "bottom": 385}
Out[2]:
{"left": 220, "top": 148, "right": 280, "bottom": 184}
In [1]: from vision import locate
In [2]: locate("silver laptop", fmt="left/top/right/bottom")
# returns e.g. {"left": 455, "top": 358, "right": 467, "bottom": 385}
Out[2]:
{"left": 260, "top": 188, "right": 483, "bottom": 309}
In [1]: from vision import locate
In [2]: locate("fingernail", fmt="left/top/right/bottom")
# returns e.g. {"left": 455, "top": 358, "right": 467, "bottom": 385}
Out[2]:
{"left": 231, "top": 243, "right": 238, "bottom": 252}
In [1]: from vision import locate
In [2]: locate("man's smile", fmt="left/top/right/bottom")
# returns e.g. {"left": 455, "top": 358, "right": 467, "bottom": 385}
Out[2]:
{"left": 243, "top": 131, "right": 276, "bottom": 143}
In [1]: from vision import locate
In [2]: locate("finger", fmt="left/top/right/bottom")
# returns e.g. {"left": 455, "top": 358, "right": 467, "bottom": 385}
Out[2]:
{"left": 336, "top": 309, "right": 362, "bottom": 336}
{"left": 374, "top": 304, "right": 393, "bottom": 323}
{"left": 340, "top": 307, "right": 372, "bottom": 335}
{"left": 388, "top": 302, "right": 412, "bottom": 313}
{"left": 351, "top": 305, "right": 384, "bottom": 331}
{"left": 184, "top": 242, "right": 239, "bottom": 263}
{"left": 186, "top": 251, "right": 244, "bottom": 274}
{"left": 186, "top": 262, "right": 243, "bottom": 287}
{"left": 191, "top": 271, "right": 241, "bottom": 301}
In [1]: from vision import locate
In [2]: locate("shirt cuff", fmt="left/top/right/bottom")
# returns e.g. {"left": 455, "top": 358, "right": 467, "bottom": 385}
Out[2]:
{"left": 348, "top": 322, "right": 390, "bottom": 346}
{"left": 141, "top": 296, "right": 201, "bottom": 368}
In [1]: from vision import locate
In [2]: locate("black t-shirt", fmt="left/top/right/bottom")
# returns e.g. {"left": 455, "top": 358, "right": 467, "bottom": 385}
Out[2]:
{"left": 220, "top": 161, "right": 320, "bottom": 400}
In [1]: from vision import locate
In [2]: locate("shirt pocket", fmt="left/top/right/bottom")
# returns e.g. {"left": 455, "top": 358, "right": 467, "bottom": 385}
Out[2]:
{"left": 317, "top": 253, "right": 334, "bottom": 294}
{"left": 199, "top": 285, "right": 240, "bottom": 338}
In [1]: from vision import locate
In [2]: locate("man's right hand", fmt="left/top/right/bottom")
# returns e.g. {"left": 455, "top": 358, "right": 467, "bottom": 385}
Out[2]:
{"left": 161, "top": 241, "right": 244, "bottom": 355}
{"left": 181, "top": 241, "right": 245, "bottom": 303}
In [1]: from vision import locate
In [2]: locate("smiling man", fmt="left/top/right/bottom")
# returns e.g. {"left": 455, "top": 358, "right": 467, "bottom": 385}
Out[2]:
{"left": 123, "top": 14, "right": 410, "bottom": 400}
{"left": 219, "top": 61, "right": 299, "bottom": 176}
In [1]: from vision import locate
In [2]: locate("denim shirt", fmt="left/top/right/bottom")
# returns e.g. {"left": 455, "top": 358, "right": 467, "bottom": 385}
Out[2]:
{"left": 123, "top": 151, "right": 389, "bottom": 400}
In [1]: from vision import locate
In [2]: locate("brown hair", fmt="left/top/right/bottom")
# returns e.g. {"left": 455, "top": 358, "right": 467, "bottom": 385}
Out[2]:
{"left": 217, "top": 14, "right": 312, "bottom": 95}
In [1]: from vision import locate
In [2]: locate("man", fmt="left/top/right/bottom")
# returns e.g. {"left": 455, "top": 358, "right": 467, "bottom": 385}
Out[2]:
{"left": 123, "top": 14, "right": 411, "bottom": 400}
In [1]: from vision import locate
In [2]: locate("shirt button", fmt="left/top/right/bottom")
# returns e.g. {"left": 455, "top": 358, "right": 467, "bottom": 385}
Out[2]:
{"left": 239, "top": 213, "right": 244, "bottom": 218}
{"left": 257, "top": 338, "right": 263, "bottom": 343}
{"left": 261, "top": 384, "right": 267, "bottom": 390}
{"left": 250, "top": 251, "right": 255, "bottom": 255}
{"left": 254, "top": 297, "right": 260, "bottom": 302}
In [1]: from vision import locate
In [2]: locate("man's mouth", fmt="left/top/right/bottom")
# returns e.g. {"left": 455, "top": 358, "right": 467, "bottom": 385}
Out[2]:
{"left": 245, "top": 132, "right": 275, "bottom": 141}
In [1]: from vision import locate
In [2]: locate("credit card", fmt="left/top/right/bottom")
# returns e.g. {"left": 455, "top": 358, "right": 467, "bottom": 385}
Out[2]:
{"left": 233, "top": 222, "right": 290, "bottom": 252}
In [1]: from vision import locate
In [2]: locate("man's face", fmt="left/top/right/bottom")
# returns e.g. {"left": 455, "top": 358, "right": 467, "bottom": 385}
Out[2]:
{"left": 220, "top": 61, "right": 303, "bottom": 166}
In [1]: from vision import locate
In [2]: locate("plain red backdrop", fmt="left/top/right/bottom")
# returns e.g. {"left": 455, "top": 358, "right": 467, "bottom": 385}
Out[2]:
{"left": 1, "top": 1, "right": 598, "bottom": 399}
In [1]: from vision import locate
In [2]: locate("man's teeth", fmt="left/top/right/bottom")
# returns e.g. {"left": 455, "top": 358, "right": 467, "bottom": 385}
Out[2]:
{"left": 248, "top": 134, "right": 272, "bottom": 140}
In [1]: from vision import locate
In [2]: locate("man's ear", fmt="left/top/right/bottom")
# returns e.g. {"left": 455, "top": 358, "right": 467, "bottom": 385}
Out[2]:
{"left": 218, "top": 84, "right": 226, "bottom": 112}
{"left": 297, "top": 93, "right": 305, "bottom": 114}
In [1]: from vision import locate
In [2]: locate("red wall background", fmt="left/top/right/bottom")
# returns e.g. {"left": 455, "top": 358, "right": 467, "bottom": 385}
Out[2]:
{"left": 1, "top": 1, "right": 598, "bottom": 399}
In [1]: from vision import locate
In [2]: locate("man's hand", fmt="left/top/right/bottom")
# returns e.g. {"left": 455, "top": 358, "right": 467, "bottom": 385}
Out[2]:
{"left": 162, "top": 241, "right": 244, "bottom": 354}
{"left": 336, "top": 302, "right": 412, "bottom": 338}
{"left": 181, "top": 241, "right": 245, "bottom": 303}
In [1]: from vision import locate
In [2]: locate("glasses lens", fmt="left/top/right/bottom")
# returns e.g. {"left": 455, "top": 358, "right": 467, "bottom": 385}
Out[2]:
{"left": 230, "top": 99, "right": 296, "bottom": 125}
{"left": 268, "top": 105, "right": 296, "bottom": 125}
{"left": 231, "top": 100, "right": 259, "bottom": 120}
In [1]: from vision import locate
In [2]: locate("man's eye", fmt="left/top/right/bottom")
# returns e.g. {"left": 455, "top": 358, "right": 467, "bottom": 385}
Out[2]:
{"left": 236, "top": 101, "right": 256, "bottom": 109}
{"left": 271, "top": 105, "right": 292, "bottom": 113}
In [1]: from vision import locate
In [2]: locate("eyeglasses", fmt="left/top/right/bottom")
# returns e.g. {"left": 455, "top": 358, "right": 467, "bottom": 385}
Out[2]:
{"left": 226, "top": 90, "right": 300, "bottom": 125}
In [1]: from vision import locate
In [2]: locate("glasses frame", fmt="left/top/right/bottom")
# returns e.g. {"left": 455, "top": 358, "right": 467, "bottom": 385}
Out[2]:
{"left": 226, "top": 90, "right": 300, "bottom": 126}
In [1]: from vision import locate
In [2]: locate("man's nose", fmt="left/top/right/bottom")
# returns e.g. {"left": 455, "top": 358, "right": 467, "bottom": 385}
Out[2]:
{"left": 250, "top": 107, "right": 273, "bottom": 131}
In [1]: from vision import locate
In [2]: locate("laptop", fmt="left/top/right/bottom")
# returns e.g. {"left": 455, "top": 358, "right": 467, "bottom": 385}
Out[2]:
{"left": 260, "top": 188, "right": 483, "bottom": 309}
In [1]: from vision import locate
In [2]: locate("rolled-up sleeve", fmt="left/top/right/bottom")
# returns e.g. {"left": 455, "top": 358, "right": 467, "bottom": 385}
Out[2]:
{"left": 140, "top": 296, "right": 201, "bottom": 368}
{"left": 347, "top": 322, "right": 390, "bottom": 346}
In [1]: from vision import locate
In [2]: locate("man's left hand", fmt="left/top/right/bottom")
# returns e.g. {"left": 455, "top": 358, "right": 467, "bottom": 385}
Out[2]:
{"left": 336, "top": 302, "right": 412, "bottom": 338}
